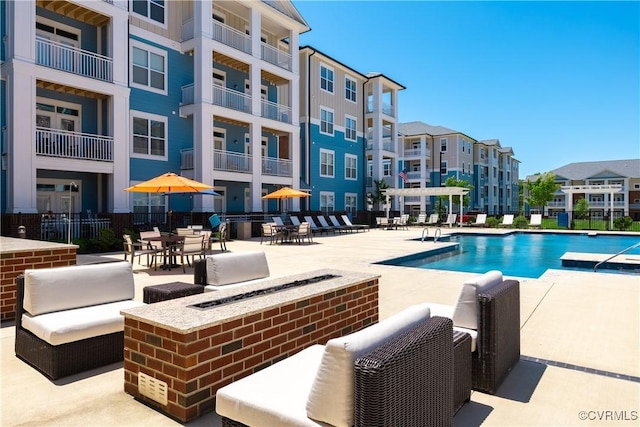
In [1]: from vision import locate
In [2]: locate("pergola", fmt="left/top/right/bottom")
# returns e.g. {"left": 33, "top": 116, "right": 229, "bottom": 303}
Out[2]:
{"left": 382, "top": 187, "right": 470, "bottom": 226}
{"left": 560, "top": 184, "right": 622, "bottom": 230}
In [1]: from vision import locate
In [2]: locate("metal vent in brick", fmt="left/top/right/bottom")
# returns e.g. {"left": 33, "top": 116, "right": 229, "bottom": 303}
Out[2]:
{"left": 138, "top": 372, "right": 168, "bottom": 406}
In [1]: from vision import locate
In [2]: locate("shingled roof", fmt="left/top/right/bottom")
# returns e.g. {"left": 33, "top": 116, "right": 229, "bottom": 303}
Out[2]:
{"left": 528, "top": 159, "right": 640, "bottom": 181}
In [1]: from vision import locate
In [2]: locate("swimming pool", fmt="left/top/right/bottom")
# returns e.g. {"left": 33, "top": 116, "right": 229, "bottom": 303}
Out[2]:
{"left": 379, "top": 233, "right": 640, "bottom": 278}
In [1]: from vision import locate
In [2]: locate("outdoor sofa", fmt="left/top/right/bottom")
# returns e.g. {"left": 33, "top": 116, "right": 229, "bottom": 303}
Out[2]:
{"left": 14, "top": 261, "right": 144, "bottom": 380}
{"left": 194, "top": 251, "right": 270, "bottom": 291}
{"left": 216, "top": 304, "right": 457, "bottom": 427}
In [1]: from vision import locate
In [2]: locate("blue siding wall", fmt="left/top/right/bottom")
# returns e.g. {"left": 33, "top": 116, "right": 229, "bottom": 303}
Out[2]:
{"left": 1, "top": 79, "right": 6, "bottom": 211}
{"left": 0, "top": 1, "right": 6, "bottom": 62}
{"left": 308, "top": 122, "right": 363, "bottom": 211}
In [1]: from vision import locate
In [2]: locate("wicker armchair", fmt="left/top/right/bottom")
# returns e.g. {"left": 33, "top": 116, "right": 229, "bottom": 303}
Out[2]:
{"left": 473, "top": 279, "right": 521, "bottom": 394}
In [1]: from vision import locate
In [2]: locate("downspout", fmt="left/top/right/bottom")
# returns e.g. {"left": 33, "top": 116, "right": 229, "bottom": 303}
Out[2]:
{"left": 306, "top": 48, "right": 317, "bottom": 212}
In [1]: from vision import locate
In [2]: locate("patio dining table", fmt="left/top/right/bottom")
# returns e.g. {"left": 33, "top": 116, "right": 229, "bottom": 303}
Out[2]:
{"left": 274, "top": 224, "right": 299, "bottom": 244}
{"left": 143, "top": 234, "right": 185, "bottom": 270}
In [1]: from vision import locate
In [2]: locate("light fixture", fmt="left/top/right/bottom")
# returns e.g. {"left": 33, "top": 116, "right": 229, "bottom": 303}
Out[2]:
{"left": 233, "top": 139, "right": 238, "bottom": 144}
{"left": 67, "top": 182, "right": 77, "bottom": 245}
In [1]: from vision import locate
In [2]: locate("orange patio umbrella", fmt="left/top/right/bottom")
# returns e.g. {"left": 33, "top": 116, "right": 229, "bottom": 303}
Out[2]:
{"left": 124, "top": 172, "right": 214, "bottom": 232}
{"left": 262, "top": 186, "right": 310, "bottom": 213}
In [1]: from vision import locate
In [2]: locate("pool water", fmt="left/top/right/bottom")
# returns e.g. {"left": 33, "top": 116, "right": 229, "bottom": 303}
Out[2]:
{"left": 381, "top": 233, "right": 640, "bottom": 278}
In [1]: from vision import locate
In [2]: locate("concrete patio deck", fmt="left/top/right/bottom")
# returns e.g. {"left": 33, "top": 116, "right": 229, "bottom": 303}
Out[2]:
{"left": 2, "top": 227, "right": 639, "bottom": 426}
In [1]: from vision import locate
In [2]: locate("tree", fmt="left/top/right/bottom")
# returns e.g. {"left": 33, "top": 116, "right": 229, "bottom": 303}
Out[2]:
{"left": 438, "top": 177, "right": 473, "bottom": 208}
{"left": 368, "top": 179, "right": 389, "bottom": 211}
{"left": 574, "top": 198, "right": 589, "bottom": 219}
{"left": 525, "top": 172, "right": 560, "bottom": 212}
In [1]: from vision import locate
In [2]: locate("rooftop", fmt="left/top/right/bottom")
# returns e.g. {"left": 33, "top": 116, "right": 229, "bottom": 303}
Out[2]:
{"left": 2, "top": 228, "right": 638, "bottom": 426}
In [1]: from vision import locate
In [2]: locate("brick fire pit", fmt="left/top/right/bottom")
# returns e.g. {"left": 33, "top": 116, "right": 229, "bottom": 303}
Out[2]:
{"left": 121, "top": 269, "right": 379, "bottom": 422}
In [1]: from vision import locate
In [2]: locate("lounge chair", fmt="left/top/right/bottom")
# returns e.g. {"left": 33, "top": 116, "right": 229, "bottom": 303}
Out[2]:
{"left": 316, "top": 216, "right": 340, "bottom": 234}
{"left": 529, "top": 214, "right": 542, "bottom": 229}
{"left": 474, "top": 213, "right": 488, "bottom": 227}
{"left": 304, "top": 216, "right": 330, "bottom": 235}
{"left": 272, "top": 216, "right": 285, "bottom": 226}
{"left": 500, "top": 214, "right": 514, "bottom": 228}
{"left": 341, "top": 214, "right": 369, "bottom": 232}
{"left": 425, "top": 213, "right": 440, "bottom": 225}
{"left": 445, "top": 214, "right": 457, "bottom": 228}
{"left": 328, "top": 215, "right": 352, "bottom": 233}
{"left": 289, "top": 216, "right": 301, "bottom": 226}
{"left": 415, "top": 213, "right": 427, "bottom": 226}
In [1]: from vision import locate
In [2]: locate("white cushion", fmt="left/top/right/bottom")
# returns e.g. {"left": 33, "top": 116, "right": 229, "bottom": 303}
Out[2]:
{"left": 205, "top": 251, "right": 269, "bottom": 286}
{"left": 306, "top": 304, "right": 432, "bottom": 427}
{"left": 454, "top": 327, "right": 478, "bottom": 352}
{"left": 452, "top": 270, "right": 503, "bottom": 330}
{"left": 23, "top": 261, "right": 135, "bottom": 316}
{"left": 425, "top": 303, "right": 478, "bottom": 352}
{"left": 216, "top": 345, "right": 325, "bottom": 427}
{"left": 21, "top": 300, "right": 144, "bottom": 345}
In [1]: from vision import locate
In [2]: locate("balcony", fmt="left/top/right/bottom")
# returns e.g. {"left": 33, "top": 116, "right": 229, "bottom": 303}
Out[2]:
{"left": 214, "top": 149, "right": 252, "bottom": 173}
{"left": 588, "top": 200, "right": 625, "bottom": 208}
{"left": 181, "top": 84, "right": 252, "bottom": 114}
{"left": 261, "top": 99, "right": 291, "bottom": 123}
{"left": 366, "top": 140, "right": 395, "bottom": 153}
{"left": 403, "top": 147, "right": 430, "bottom": 157}
{"left": 36, "top": 36, "right": 112, "bottom": 82}
{"left": 262, "top": 156, "right": 292, "bottom": 177}
{"left": 261, "top": 42, "right": 292, "bottom": 71}
{"left": 35, "top": 127, "right": 113, "bottom": 162}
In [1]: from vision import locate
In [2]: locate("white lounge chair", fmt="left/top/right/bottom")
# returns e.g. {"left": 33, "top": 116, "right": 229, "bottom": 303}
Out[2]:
{"left": 317, "top": 216, "right": 339, "bottom": 234}
{"left": 426, "top": 213, "right": 440, "bottom": 225}
{"left": 474, "top": 214, "right": 487, "bottom": 227}
{"left": 304, "top": 216, "right": 330, "bottom": 235}
{"left": 329, "top": 215, "right": 352, "bottom": 233}
{"left": 415, "top": 213, "right": 427, "bottom": 226}
{"left": 445, "top": 214, "right": 457, "bottom": 228}
{"left": 341, "top": 215, "right": 368, "bottom": 232}
{"left": 500, "top": 214, "right": 514, "bottom": 228}
{"left": 272, "top": 217, "right": 285, "bottom": 226}
{"left": 529, "top": 214, "right": 542, "bottom": 229}
{"left": 289, "top": 216, "right": 301, "bottom": 226}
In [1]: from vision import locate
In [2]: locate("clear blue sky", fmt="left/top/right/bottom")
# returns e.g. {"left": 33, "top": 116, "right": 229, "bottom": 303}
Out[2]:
{"left": 293, "top": 1, "right": 640, "bottom": 178}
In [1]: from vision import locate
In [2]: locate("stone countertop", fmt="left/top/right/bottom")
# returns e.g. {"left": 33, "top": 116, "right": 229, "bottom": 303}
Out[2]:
{"left": 0, "top": 237, "right": 76, "bottom": 253}
{"left": 121, "top": 269, "right": 380, "bottom": 333}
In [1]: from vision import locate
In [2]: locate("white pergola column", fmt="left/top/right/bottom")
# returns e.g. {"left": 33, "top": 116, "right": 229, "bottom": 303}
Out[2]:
{"left": 110, "top": 91, "right": 131, "bottom": 213}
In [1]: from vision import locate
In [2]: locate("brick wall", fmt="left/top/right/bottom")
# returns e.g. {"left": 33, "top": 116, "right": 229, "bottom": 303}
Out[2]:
{"left": 124, "top": 278, "right": 379, "bottom": 422}
{"left": 1, "top": 248, "right": 76, "bottom": 321}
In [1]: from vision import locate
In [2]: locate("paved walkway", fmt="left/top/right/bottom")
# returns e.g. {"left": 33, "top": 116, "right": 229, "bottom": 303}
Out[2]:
{"left": 2, "top": 228, "right": 639, "bottom": 426}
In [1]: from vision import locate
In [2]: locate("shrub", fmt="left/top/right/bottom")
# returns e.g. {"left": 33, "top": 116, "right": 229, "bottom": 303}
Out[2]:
{"left": 613, "top": 216, "right": 633, "bottom": 231}
{"left": 513, "top": 215, "right": 529, "bottom": 229}
{"left": 486, "top": 217, "right": 499, "bottom": 228}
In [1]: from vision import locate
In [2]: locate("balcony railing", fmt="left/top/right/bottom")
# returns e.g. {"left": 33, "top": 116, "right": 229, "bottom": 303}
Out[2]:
{"left": 36, "top": 127, "right": 113, "bottom": 161}
{"left": 214, "top": 149, "right": 252, "bottom": 173}
{"left": 181, "top": 84, "right": 195, "bottom": 105}
{"left": 366, "top": 140, "right": 395, "bottom": 153}
{"left": 403, "top": 147, "right": 431, "bottom": 157}
{"left": 262, "top": 157, "right": 292, "bottom": 177}
{"left": 261, "top": 99, "right": 291, "bottom": 123}
{"left": 406, "top": 171, "right": 423, "bottom": 181}
{"left": 213, "top": 20, "right": 252, "bottom": 54}
{"left": 36, "top": 36, "right": 112, "bottom": 82}
{"left": 261, "top": 42, "right": 291, "bottom": 71}
{"left": 214, "top": 85, "right": 252, "bottom": 113}
{"left": 180, "top": 148, "right": 194, "bottom": 170}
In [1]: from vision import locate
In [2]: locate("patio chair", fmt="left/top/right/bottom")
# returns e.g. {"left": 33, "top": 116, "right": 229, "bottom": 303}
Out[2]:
{"left": 123, "top": 234, "right": 159, "bottom": 270}
{"left": 425, "top": 213, "right": 440, "bottom": 225}
{"left": 445, "top": 213, "right": 457, "bottom": 228}
{"left": 304, "top": 216, "right": 330, "bottom": 235}
{"left": 341, "top": 214, "right": 369, "bottom": 232}
{"left": 474, "top": 214, "right": 488, "bottom": 227}
{"left": 529, "top": 214, "right": 542, "bottom": 229}
{"left": 290, "top": 222, "right": 313, "bottom": 244}
{"left": 500, "top": 214, "right": 514, "bottom": 228}
{"left": 175, "top": 227, "right": 195, "bottom": 236}
{"left": 139, "top": 230, "right": 162, "bottom": 251}
{"left": 398, "top": 214, "right": 410, "bottom": 230}
{"left": 171, "top": 234, "right": 205, "bottom": 273}
{"left": 210, "top": 222, "right": 228, "bottom": 251}
{"left": 329, "top": 215, "right": 353, "bottom": 233}
{"left": 317, "top": 216, "right": 339, "bottom": 234}
{"left": 261, "top": 222, "right": 283, "bottom": 244}
{"left": 415, "top": 213, "right": 427, "bottom": 225}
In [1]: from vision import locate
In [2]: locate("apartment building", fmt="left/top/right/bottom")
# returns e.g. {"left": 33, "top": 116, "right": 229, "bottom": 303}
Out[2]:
{"left": 397, "top": 122, "right": 519, "bottom": 216}
{"left": 526, "top": 159, "right": 640, "bottom": 220}
{"left": 1, "top": 0, "right": 309, "bottom": 218}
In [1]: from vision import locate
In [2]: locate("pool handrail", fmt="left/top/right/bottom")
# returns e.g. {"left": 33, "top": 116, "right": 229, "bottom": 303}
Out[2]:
{"left": 593, "top": 241, "right": 640, "bottom": 272}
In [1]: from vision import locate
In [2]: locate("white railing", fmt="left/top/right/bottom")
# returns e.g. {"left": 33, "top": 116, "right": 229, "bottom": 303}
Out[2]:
{"left": 213, "top": 20, "right": 251, "bottom": 54}
{"left": 262, "top": 157, "right": 292, "bottom": 177}
{"left": 41, "top": 216, "right": 112, "bottom": 241}
{"left": 261, "top": 42, "right": 292, "bottom": 71}
{"left": 261, "top": 99, "right": 292, "bottom": 123}
{"left": 588, "top": 200, "right": 625, "bottom": 207}
{"left": 102, "top": 0, "right": 128, "bottom": 10}
{"left": 35, "top": 127, "right": 113, "bottom": 161}
{"left": 213, "top": 85, "right": 252, "bottom": 113}
{"left": 214, "top": 149, "right": 252, "bottom": 173}
{"left": 36, "top": 36, "right": 112, "bottom": 81}
{"left": 181, "top": 18, "right": 194, "bottom": 41}
{"left": 181, "top": 149, "right": 194, "bottom": 170}
{"left": 406, "top": 171, "right": 421, "bottom": 180}
{"left": 181, "top": 84, "right": 195, "bottom": 105}
{"left": 403, "top": 147, "right": 431, "bottom": 157}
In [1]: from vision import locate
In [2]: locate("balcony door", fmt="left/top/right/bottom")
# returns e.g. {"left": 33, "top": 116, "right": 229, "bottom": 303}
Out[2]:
{"left": 36, "top": 98, "right": 81, "bottom": 132}
{"left": 36, "top": 18, "right": 80, "bottom": 73}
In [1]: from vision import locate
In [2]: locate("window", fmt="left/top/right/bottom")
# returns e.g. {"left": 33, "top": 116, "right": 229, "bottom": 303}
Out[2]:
{"left": 132, "top": 0, "right": 166, "bottom": 25}
{"left": 320, "top": 192, "right": 335, "bottom": 214}
{"left": 367, "top": 160, "right": 373, "bottom": 177}
{"left": 320, "top": 107, "right": 334, "bottom": 135}
{"left": 345, "top": 154, "right": 357, "bottom": 180}
{"left": 130, "top": 41, "right": 167, "bottom": 94}
{"left": 440, "top": 160, "right": 447, "bottom": 175}
{"left": 440, "top": 138, "right": 447, "bottom": 152}
{"left": 382, "top": 159, "right": 391, "bottom": 176}
{"left": 131, "top": 111, "right": 167, "bottom": 158}
{"left": 320, "top": 65, "right": 334, "bottom": 93}
{"left": 345, "top": 194, "right": 357, "bottom": 215}
{"left": 132, "top": 192, "right": 165, "bottom": 225}
{"left": 345, "top": 76, "right": 356, "bottom": 102}
{"left": 320, "top": 149, "right": 335, "bottom": 177}
{"left": 480, "top": 148, "right": 485, "bottom": 159}
{"left": 345, "top": 116, "right": 357, "bottom": 141}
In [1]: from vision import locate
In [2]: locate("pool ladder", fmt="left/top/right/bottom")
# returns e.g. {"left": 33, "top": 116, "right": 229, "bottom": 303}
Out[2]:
{"left": 593, "top": 241, "right": 640, "bottom": 272}
{"left": 421, "top": 227, "right": 442, "bottom": 243}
